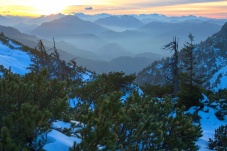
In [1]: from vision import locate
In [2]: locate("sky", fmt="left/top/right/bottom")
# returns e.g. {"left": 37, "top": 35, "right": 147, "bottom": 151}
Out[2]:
{"left": 0, "top": 0, "right": 227, "bottom": 18}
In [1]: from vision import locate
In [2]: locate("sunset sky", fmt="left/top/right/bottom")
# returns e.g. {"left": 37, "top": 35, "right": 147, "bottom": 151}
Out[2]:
{"left": 0, "top": 0, "right": 227, "bottom": 18}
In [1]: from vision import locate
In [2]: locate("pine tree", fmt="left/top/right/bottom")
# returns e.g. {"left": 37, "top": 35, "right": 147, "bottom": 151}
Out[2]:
{"left": 178, "top": 33, "right": 203, "bottom": 109}
{"left": 180, "top": 33, "right": 203, "bottom": 88}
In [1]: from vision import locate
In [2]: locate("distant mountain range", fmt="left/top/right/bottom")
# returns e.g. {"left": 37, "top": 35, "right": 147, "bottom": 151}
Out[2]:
{"left": 0, "top": 13, "right": 226, "bottom": 74}
{"left": 74, "top": 13, "right": 111, "bottom": 22}
{"left": 97, "top": 21, "right": 221, "bottom": 56}
{"left": 95, "top": 15, "right": 144, "bottom": 28}
{"left": 136, "top": 22, "right": 227, "bottom": 90}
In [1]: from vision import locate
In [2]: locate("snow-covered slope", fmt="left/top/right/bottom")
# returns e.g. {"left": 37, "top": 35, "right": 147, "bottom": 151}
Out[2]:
{"left": 0, "top": 37, "right": 31, "bottom": 74}
{"left": 0, "top": 35, "right": 90, "bottom": 151}
{"left": 194, "top": 95, "right": 227, "bottom": 150}
{"left": 136, "top": 22, "right": 227, "bottom": 91}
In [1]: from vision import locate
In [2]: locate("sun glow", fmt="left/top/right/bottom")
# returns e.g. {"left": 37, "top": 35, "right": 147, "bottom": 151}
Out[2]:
{"left": 0, "top": 0, "right": 226, "bottom": 18}
{"left": 0, "top": 0, "right": 88, "bottom": 16}
{"left": 33, "top": 5, "right": 63, "bottom": 15}
{"left": 28, "top": 0, "right": 109, "bottom": 15}
{"left": 27, "top": 1, "right": 70, "bottom": 15}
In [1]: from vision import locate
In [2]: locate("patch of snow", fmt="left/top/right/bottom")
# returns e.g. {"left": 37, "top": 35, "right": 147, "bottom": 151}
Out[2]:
{"left": 80, "top": 71, "right": 93, "bottom": 82}
{"left": 0, "top": 41, "right": 31, "bottom": 74}
{"left": 156, "top": 63, "right": 163, "bottom": 69}
{"left": 201, "top": 93, "right": 210, "bottom": 105}
{"left": 120, "top": 92, "right": 130, "bottom": 103}
{"left": 8, "top": 41, "right": 21, "bottom": 49}
{"left": 69, "top": 98, "right": 79, "bottom": 108}
{"left": 146, "top": 69, "right": 152, "bottom": 74}
{"left": 218, "top": 76, "right": 227, "bottom": 90}
{"left": 186, "top": 106, "right": 199, "bottom": 114}
{"left": 210, "top": 66, "right": 227, "bottom": 91}
{"left": 197, "top": 106, "right": 227, "bottom": 151}
{"left": 52, "top": 121, "right": 71, "bottom": 129}
{"left": 120, "top": 84, "right": 144, "bottom": 103}
{"left": 43, "top": 130, "right": 81, "bottom": 151}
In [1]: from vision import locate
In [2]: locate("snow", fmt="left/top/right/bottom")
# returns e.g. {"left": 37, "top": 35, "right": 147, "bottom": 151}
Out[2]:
{"left": 8, "top": 40, "right": 21, "bottom": 49}
{"left": 121, "top": 92, "right": 130, "bottom": 102}
{"left": 52, "top": 121, "right": 71, "bottom": 129}
{"left": 43, "top": 129, "right": 80, "bottom": 151}
{"left": 195, "top": 95, "right": 227, "bottom": 151}
{"left": 81, "top": 71, "right": 93, "bottom": 82}
{"left": 0, "top": 41, "right": 31, "bottom": 75}
{"left": 219, "top": 76, "right": 227, "bottom": 89}
{"left": 210, "top": 66, "right": 227, "bottom": 91}
{"left": 146, "top": 69, "right": 152, "bottom": 74}
{"left": 186, "top": 106, "right": 199, "bottom": 114}
{"left": 156, "top": 63, "right": 163, "bottom": 69}
{"left": 120, "top": 84, "right": 143, "bottom": 103}
{"left": 43, "top": 121, "right": 82, "bottom": 151}
{"left": 69, "top": 98, "right": 79, "bottom": 108}
{"left": 215, "top": 56, "right": 225, "bottom": 67}
{"left": 197, "top": 106, "right": 227, "bottom": 150}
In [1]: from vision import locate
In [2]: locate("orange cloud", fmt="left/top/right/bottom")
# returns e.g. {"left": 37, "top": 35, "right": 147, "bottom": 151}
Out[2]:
{"left": 0, "top": 1, "right": 226, "bottom": 18}
{"left": 148, "top": 1, "right": 227, "bottom": 18}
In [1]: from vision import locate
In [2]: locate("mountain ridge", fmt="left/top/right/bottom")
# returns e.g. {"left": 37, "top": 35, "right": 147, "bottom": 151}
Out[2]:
{"left": 136, "top": 22, "right": 227, "bottom": 90}
{"left": 31, "top": 15, "right": 108, "bottom": 37}
{"left": 95, "top": 15, "right": 144, "bottom": 28}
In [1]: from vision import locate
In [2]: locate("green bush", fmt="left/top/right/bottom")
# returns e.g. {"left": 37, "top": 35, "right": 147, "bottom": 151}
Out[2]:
{"left": 209, "top": 125, "right": 227, "bottom": 150}
{"left": 140, "top": 84, "right": 173, "bottom": 98}
{"left": 177, "top": 84, "right": 203, "bottom": 110}
{"left": 70, "top": 89, "right": 202, "bottom": 150}
{"left": 0, "top": 69, "right": 69, "bottom": 150}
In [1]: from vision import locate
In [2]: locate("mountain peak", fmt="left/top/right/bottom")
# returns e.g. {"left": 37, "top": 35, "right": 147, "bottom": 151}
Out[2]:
{"left": 58, "top": 15, "right": 81, "bottom": 22}
{"left": 95, "top": 15, "right": 143, "bottom": 28}
{"left": 214, "top": 22, "right": 227, "bottom": 38}
{"left": 220, "top": 22, "right": 227, "bottom": 32}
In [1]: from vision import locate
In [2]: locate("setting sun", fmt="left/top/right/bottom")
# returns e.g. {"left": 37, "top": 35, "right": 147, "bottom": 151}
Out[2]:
{"left": 31, "top": 1, "right": 66, "bottom": 15}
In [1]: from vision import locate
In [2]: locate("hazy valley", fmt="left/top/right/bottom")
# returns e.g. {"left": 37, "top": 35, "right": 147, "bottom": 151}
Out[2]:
{"left": 0, "top": 13, "right": 225, "bottom": 74}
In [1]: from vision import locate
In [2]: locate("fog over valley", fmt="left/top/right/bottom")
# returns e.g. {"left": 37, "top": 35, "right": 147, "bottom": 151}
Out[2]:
{"left": 0, "top": 13, "right": 225, "bottom": 74}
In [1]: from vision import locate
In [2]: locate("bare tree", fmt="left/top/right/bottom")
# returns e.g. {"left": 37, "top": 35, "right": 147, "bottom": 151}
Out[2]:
{"left": 163, "top": 37, "right": 179, "bottom": 95}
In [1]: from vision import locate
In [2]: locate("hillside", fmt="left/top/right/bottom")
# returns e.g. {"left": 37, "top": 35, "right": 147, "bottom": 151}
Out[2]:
{"left": 136, "top": 22, "right": 227, "bottom": 90}
{"left": 0, "top": 34, "right": 31, "bottom": 74}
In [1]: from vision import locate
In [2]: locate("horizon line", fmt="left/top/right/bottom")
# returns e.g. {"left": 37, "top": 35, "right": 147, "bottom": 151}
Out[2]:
{"left": 1, "top": 12, "right": 227, "bottom": 19}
